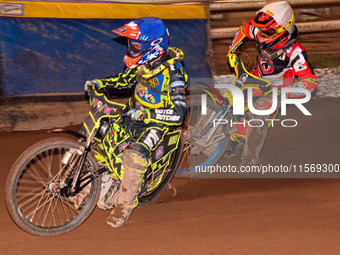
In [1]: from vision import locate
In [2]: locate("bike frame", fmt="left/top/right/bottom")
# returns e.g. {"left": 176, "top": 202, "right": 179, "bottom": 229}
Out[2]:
{"left": 52, "top": 87, "right": 181, "bottom": 195}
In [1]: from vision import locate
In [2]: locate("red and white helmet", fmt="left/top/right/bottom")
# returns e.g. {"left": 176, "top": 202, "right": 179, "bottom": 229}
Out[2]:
{"left": 249, "top": 1, "right": 295, "bottom": 48}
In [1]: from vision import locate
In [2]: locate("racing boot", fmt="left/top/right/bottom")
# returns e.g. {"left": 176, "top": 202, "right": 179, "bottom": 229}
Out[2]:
{"left": 224, "top": 140, "right": 244, "bottom": 159}
{"left": 106, "top": 145, "right": 149, "bottom": 228}
{"left": 240, "top": 114, "right": 269, "bottom": 166}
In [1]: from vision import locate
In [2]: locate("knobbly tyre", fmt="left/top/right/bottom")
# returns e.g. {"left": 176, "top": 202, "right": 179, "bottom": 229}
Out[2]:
{"left": 5, "top": 86, "right": 182, "bottom": 236}
{"left": 176, "top": 54, "right": 278, "bottom": 176}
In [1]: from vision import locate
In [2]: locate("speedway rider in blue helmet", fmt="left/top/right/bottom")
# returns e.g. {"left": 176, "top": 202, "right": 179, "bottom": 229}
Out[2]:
{"left": 85, "top": 17, "right": 188, "bottom": 228}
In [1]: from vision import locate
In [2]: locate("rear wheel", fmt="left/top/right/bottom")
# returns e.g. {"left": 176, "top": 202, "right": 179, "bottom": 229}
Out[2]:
{"left": 138, "top": 136, "right": 183, "bottom": 207}
{"left": 5, "top": 137, "right": 101, "bottom": 236}
{"left": 176, "top": 95, "right": 232, "bottom": 177}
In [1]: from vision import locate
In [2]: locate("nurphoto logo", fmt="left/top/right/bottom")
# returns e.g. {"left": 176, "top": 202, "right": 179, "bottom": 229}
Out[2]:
{"left": 201, "top": 85, "right": 312, "bottom": 128}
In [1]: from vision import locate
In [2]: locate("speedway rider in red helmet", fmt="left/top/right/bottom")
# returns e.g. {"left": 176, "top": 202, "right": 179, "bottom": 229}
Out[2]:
{"left": 85, "top": 17, "right": 187, "bottom": 228}
{"left": 226, "top": 1, "right": 318, "bottom": 166}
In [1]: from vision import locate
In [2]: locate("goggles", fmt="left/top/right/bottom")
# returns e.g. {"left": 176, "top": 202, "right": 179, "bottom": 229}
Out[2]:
{"left": 128, "top": 39, "right": 147, "bottom": 56}
{"left": 259, "top": 28, "right": 280, "bottom": 38}
{"left": 255, "top": 11, "right": 294, "bottom": 38}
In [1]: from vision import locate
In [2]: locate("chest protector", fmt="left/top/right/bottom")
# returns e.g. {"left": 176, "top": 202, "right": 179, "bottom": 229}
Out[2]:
{"left": 134, "top": 68, "right": 168, "bottom": 108}
{"left": 134, "top": 47, "right": 184, "bottom": 108}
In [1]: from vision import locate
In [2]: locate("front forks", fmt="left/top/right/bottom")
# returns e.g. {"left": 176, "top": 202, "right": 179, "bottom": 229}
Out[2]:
{"left": 59, "top": 145, "right": 106, "bottom": 196}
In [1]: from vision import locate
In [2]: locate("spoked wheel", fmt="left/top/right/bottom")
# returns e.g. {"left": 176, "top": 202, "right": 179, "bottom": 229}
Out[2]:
{"left": 5, "top": 137, "right": 101, "bottom": 236}
{"left": 176, "top": 95, "right": 231, "bottom": 177}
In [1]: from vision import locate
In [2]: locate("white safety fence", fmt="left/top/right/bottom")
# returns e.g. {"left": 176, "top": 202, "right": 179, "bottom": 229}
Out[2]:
{"left": 211, "top": 20, "right": 340, "bottom": 39}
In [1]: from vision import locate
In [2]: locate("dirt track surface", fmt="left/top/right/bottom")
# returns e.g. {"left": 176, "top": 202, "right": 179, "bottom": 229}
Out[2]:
{"left": 1, "top": 98, "right": 339, "bottom": 255}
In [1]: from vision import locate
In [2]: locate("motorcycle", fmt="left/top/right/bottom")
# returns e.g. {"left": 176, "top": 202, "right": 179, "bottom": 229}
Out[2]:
{"left": 5, "top": 86, "right": 182, "bottom": 236}
{"left": 176, "top": 55, "right": 278, "bottom": 176}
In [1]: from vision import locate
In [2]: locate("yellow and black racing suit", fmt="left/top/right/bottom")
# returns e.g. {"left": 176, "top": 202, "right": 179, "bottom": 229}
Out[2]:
{"left": 94, "top": 47, "right": 188, "bottom": 208}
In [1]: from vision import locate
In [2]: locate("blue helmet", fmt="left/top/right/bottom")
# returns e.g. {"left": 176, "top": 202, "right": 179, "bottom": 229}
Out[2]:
{"left": 112, "top": 17, "right": 169, "bottom": 68}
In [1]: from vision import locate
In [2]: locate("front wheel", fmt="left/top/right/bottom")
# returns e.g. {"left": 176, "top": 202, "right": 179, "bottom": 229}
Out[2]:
{"left": 5, "top": 137, "right": 101, "bottom": 236}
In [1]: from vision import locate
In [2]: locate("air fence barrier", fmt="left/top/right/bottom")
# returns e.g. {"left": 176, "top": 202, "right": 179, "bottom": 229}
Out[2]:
{"left": 0, "top": 0, "right": 211, "bottom": 97}
{"left": 0, "top": 0, "right": 339, "bottom": 131}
